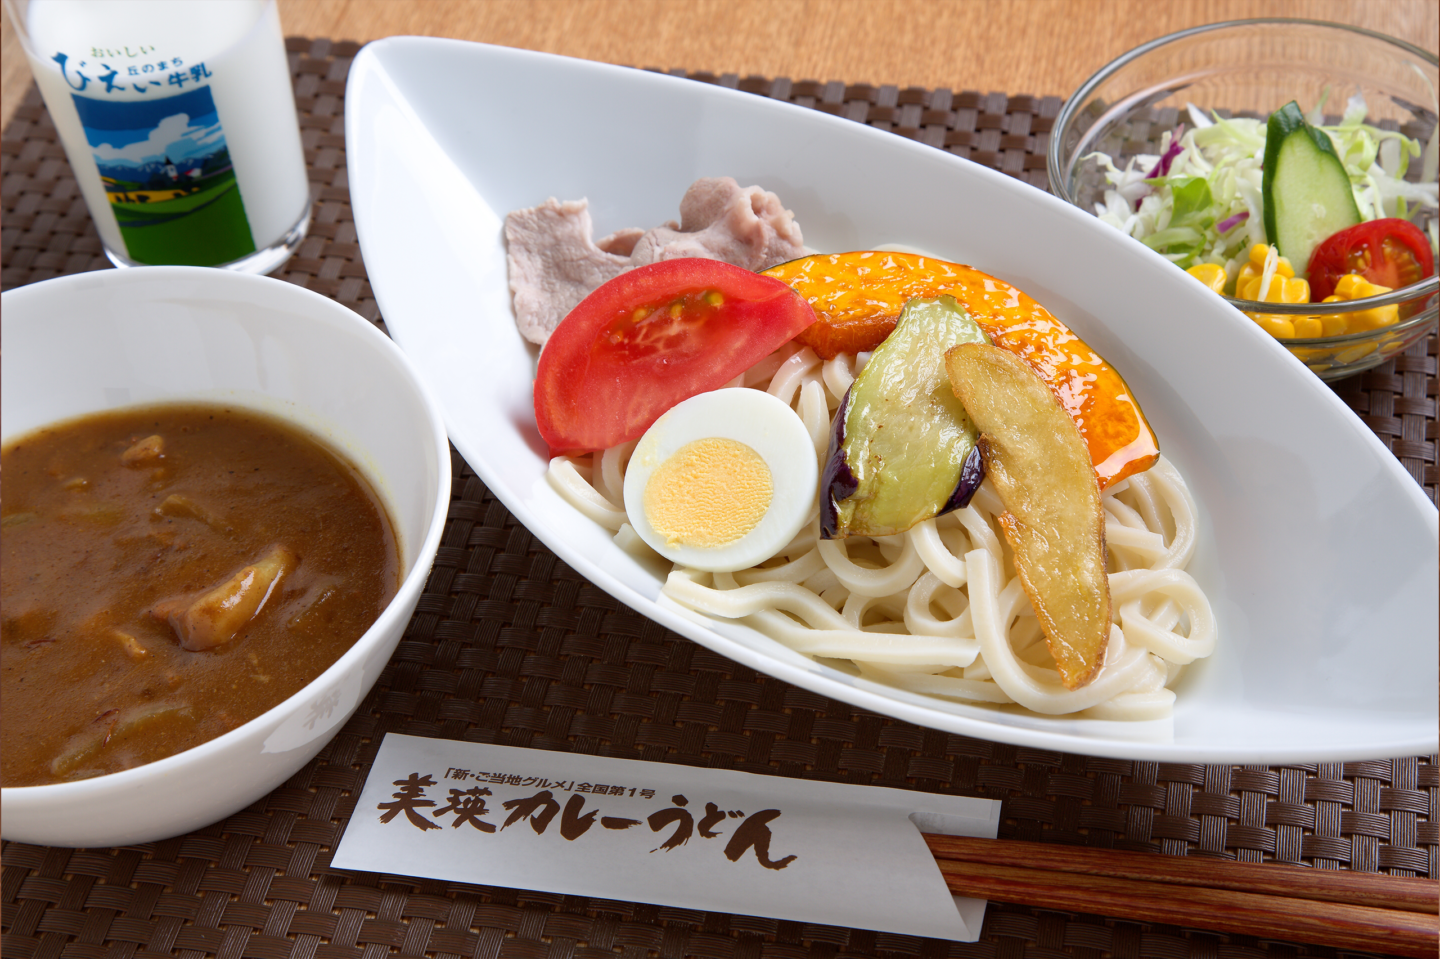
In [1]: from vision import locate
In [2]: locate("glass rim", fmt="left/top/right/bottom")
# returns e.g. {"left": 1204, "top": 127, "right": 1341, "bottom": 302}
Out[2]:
{"left": 1223, "top": 275, "right": 1439, "bottom": 314}
{"left": 1271, "top": 303, "right": 1438, "bottom": 347}
{"left": 2, "top": 0, "right": 279, "bottom": 51}
{"left": 1046, "top": 17, "right": 1440, "bottom": 205}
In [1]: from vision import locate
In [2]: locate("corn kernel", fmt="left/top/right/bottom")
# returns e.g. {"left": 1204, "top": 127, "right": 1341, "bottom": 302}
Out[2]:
{"left": 1186, "top": 263, "right": 1227, "bottom": 294}
{"left": 1239, "top": 274, "right": 1310, "bottom": 304}
{"left": 1334, "top": 274, "right": 1377, "bottom": 298}
{"left": 1335, "top": 341, "right": 1378, "bottom": 364}
{"left": 1292, "top": 315, "right": 1323, "bottom": 338}
{"left": 1237, "top": 244, "right": 1295, "bottom": 288}
{"left": 1325, "top": 274, "right": 1399, "bottom": 332}
{"left": 1240, "top": 257, "right": 1314, "bottom": 339}
{"left": 1251, "top": 313, "right": 1296, "bottom": 339}
{"left": 1352, "top": 304, "right": 1398, "bottom": 331}
{"left": 1317, "top": 298, "right": 1350, "bottom": 337}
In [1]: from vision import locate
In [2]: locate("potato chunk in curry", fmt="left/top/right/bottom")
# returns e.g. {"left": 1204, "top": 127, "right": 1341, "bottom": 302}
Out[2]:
{"left": 151, "top": 544, "right": 298, "bottom": 651}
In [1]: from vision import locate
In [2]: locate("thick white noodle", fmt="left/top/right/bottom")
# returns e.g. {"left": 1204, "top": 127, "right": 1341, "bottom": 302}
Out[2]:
{"left": 841, "top": 590, "right": 909, "bottom": 632}
{"left": 614, "top": 522, "right": 662, "bottom": 564}
{"left": 964, "top": 548, "right": 1162, "bottom": 714}
{"left": 1143, "top": 457, "right": 1199, "bottom": 569}
{"left": 547, "top": 456, "right": 627, "bottom": 531}
{"left": 821, "top": 353, "right": 856, "bottom": 401}
{"left": 903, "top": 573, "right": 976, "bottom": 645}
{"left": 909, "top": 518, "right": 968, "bottom": 587}
{"left": 743, "top": 347, "right": 790, "bottom": 388}
{"left": 1109, "top": 568, "right": 1216, "bottom": 664}
{"left": 596, "top": 440, "right": 635, "bottom": 507}
{"left": 798, "top": 380, "right": 831, "bottom": 460}
{"left": 733, "top": 548, "right": 828, "bottom": 585}
{"left": 767, "top": 346, "right": 821, "bottom": 407}
{"left": 1103, "top": 521, "right": 1167, "bottom": 563}
{"left": 544, "top": 342, "right": 1216, "bottom": 719}
{"left": 957, "top": 492, "right": 1005, "bottom": 557}
{"left": 742, "top": 608, "right": 987, "bottom": 667}
{"left": 818, "top": 535, "right": 927, "bottom": 597}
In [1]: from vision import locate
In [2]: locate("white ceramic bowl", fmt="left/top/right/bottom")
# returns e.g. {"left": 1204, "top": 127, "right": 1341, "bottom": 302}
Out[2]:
{"left": 0, "top": 267, "right": 451, "bottom": 847}
{"left": 345, "top": 38, "right": 1438, "bottom": 763}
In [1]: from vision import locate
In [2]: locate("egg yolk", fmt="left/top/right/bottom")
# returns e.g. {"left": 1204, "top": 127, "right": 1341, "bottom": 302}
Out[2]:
{"left": 642, "top": 438, "right": 773, "bottom": 547}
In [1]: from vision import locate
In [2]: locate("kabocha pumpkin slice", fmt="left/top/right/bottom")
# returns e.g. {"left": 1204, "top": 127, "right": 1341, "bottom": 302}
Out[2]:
{"left": 944, "top": 342, "right": 1112, "bottom": 690}
{"left": 764, "top": 252, "right": 1159, "bottom": 488}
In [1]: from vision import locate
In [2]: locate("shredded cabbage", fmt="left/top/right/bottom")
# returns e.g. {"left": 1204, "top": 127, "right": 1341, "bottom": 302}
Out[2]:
{"left": 1086, "top": 94, "right": 1439, "bottom": 282}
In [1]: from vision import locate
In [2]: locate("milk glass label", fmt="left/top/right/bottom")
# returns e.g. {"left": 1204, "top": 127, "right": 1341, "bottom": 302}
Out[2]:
{"left": 67, "top": 78, "right": 257, "bottom": 266}
{"left": 13, "top": 0, "right": 310, "bottom": 273}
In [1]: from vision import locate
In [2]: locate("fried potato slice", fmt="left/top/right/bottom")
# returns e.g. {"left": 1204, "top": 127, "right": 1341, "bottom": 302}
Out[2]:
{"left": 944, "top": 343, "right": 1111, "bottom": 689}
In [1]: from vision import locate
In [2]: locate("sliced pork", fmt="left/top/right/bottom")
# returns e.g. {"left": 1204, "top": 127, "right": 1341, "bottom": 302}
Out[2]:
{"left": 627, "top": 177, "right": 804, "bottom": 270}
{"left": 505, "top": 198, "right": 632, "bottom": 347}
{"left": 506, "top": 177, "right": 805, "bottom": 345}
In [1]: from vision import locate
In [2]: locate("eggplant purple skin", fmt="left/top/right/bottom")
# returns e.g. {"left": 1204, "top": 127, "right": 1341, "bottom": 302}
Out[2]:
{"left": 942, "top": 445, "right": 984, "bottom": 514}
{"left": 818, "top": 386, "right": 985, "bottom": 539}
{"left": 819, "top": 386, "right": 858, "bottom": 539}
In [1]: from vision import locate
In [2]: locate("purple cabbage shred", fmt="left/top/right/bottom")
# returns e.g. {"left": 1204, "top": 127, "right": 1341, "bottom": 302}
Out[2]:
{"left": 1145, "top": 127, "right": 1186, "bottom": 179}
{"left": 1217, "top": 210, "right": 1249, "bottom": 233}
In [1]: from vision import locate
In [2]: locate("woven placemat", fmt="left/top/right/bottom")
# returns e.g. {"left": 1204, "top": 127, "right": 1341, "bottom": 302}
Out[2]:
{"left": 2, "top": 37, "right": 1436, "bottom": 959}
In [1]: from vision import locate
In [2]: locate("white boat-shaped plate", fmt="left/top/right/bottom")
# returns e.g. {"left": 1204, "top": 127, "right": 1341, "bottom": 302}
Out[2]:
{"left": 345, "top": 37, "right": 1438, "bottom": 763}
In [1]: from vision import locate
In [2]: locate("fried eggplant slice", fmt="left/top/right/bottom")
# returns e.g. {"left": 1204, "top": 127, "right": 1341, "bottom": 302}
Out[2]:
{"left": 944, "top": 343, "right": 1111, "bottom": 689}
{"left": 821, "top": 295, "right": 987, "bottom": 538}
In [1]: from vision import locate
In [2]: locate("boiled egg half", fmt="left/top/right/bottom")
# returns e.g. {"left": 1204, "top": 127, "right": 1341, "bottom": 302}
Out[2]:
{"left": 623, "top": 388, "right": 817, "bottom": 572}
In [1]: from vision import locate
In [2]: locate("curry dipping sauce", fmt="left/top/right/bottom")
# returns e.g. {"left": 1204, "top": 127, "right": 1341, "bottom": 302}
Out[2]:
{"left": 1, "top": 405, "right": 401, "bottom": 787}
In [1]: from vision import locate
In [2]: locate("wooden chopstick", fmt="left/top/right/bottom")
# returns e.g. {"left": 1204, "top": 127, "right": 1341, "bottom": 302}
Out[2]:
{"left": 925, "top": 835, "right": 1438, "bottom": 912}
{"left": 924, "top": 835, "right": 1439, "bottom": 956}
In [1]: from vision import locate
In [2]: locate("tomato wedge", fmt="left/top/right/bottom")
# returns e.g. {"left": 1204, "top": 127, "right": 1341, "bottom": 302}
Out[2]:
{"left": 1306, "top": 218, "right": 1435, "bottom": 300}
{"left": 534, "top": 260, "right": 817, "bottom": 455}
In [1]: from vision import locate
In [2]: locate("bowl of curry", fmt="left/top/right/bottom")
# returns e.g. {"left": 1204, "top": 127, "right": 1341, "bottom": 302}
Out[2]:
{"left": 1, "top": 267, "right": 451, "bottom": 847}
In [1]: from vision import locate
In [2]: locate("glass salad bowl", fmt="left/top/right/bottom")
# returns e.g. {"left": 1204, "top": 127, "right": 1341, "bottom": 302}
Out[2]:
{"left": 1047, "top": 19, "right": 1438, "bottom": 381}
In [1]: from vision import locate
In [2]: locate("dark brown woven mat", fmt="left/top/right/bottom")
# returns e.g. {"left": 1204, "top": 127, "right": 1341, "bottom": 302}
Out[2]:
{"left": 3, "top": 37, "right": 1436, "bottom": 959}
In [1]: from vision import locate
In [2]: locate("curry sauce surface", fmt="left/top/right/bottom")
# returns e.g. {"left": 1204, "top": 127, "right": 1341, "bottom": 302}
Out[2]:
{"left": 1, "top": 405, "right": 399, "bottom": 786}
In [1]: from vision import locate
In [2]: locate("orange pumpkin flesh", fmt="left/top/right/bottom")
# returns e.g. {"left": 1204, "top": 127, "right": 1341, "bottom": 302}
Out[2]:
{"left": 765, "top": 251, "right": 1159, "bottom": 488}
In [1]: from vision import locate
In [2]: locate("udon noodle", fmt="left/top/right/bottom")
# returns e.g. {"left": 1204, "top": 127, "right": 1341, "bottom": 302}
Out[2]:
{"left": 547, "top": 341, "right": 1215, "bottom": 720}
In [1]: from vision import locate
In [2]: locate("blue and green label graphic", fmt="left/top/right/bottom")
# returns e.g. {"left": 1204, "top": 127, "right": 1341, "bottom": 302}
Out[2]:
{"left": 72, "top": 86, "right": 256, "bottom": 266}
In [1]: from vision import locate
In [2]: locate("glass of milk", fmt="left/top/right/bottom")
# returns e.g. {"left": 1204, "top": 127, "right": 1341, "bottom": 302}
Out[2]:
{"left": 5, "top": 0, "right": 310, "bottom": 273}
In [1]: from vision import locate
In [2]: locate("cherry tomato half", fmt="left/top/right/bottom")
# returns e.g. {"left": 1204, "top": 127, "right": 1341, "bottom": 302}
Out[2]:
{"left": 1306, "top": 218, "right": 1435, "bottom": 301}
{"left": 534, "top": 259, "right": 817, "bottom": 455}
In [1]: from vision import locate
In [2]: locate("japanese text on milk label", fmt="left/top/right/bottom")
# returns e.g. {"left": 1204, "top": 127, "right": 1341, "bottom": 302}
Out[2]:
{"left": 52, "top": 50, "right": 212, "bottom": 95}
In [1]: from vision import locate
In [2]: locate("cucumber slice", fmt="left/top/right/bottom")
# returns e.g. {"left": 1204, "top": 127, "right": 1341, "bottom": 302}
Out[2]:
{"left": 1262, "top": 101, "right": 1362, "bottom": 275}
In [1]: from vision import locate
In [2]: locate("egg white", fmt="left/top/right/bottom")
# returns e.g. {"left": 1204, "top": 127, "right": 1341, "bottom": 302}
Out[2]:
{"left": 623, "top": 388, "right": 818, "bottom": 572}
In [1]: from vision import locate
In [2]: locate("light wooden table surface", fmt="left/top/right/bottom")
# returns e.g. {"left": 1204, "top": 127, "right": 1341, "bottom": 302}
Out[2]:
{"left": 4, "top": 0, "right": 1437, "bottom": 130}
